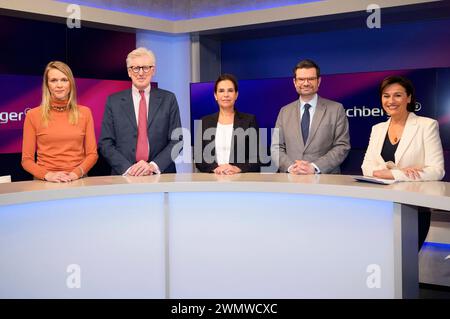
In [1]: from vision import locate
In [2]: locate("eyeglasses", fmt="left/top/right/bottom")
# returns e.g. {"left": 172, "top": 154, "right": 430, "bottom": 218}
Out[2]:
{"left": 295, "top": 77, "right": 318, "bottom": 83}
{"left": 129, "top": 65, "right": 154, "bottom": 73}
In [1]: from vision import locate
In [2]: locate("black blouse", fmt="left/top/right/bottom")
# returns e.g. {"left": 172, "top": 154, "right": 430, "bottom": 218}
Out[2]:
{"left": 380, "top": 132, "right": 399, "bottom": 163}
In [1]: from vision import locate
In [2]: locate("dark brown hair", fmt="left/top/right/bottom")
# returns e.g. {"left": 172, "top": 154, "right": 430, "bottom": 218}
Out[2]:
{"left": 293, "top": 59, "right": 320, "bottom": 78}
{"left": 214, "top": 73, "right": 238, "bottom": 93}
{"left": 380, "top": 76, "right": 416, "bottom": 112}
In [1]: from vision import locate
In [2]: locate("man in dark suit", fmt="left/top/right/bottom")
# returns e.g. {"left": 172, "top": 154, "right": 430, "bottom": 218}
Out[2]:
{"left": 271, "top": 59, "right": 350, "bottom": 174}
{"left": 99, "top": 47, "right": 182, "bottom": 175}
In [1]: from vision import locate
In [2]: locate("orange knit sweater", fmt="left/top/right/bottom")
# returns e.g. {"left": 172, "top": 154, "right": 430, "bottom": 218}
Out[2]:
{"left": 21, "top": 105, "right": 98, "bottom": 180}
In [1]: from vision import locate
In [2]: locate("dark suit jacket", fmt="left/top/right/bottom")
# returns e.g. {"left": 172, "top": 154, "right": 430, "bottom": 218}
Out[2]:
{"left": 99, "top": 88, "right": 182, "bottom": 175}
{"left": 195, "top": 110, "right": 260, "bottom": 173}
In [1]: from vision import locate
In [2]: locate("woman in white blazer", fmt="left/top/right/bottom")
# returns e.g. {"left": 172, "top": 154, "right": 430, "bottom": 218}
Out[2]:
{"left": 361, "top": 75, "right": 445, "bottom": 249}
{"left": 362, "top": 76, "right": 444, "bottom": 181}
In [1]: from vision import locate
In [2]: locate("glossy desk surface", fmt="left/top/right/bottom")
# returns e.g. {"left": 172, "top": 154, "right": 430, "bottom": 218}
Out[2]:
{"left": 0, "top": 173, "right": 449, "bottom": 211}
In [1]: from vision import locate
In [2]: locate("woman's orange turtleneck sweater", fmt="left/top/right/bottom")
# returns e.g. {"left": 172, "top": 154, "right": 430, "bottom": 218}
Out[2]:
{"left": 21, "top": 104, "right": 98, "bottom": 180}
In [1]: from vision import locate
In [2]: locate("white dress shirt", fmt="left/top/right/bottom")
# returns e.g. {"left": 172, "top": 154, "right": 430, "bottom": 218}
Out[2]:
{"left": 287, "top": 94, "right": 320, "bottom": 174}
{"left": 123, "top": 85, "right": 160, "bottom": 175}
{"left": 131, "top": 85, "right": 150, "bottom": 124}
{"left": 299, "top": 94, "right": 318, "bottom": 130}
{"left": 215, "top": 122, "right": 234, "bottom": 165}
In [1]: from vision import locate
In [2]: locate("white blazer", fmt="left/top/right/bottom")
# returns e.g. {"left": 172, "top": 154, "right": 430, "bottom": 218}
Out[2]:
{"left": 361, "top": 112, "right": 445, "bottom": 181}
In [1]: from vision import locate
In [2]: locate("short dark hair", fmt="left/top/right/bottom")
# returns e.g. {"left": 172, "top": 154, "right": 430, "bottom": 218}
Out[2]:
{"left": 293, "top": 59, "right": 320, "bottom": 78}
{"left": 214, "top": 73, "right": 238, "bottom": 93}
{"left": 379, "top": 76, "right": 416, "bottom": 112}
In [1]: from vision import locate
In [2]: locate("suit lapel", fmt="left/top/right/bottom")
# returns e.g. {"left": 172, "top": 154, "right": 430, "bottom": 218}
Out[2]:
{"left": 287, "top": 101, "right": 303, "bottom": 148}
{"left": 230, "top": 111, "right": 244, "bottom": 162}
{"left": 148, "top": 89, "right": 162, "bottom": 129}
{"left": 233, "top": 111, "right": 243, "bottom": 128}
{"left": 121, "top": 90, "right": 137, "bottom": 130}
{"left": 305, "top": 97, "right": 325, "bottom": 149}
{"left": 206, "top": 112, "right": 219, "bottom": 161}
{"left": 395, "top": 113, "right": 418, "bottom": 164}
{"left": 210, "top": 112, "right": 219, "bottom": 145}
{"left": 375, "top": 119, "right": 389, "bottom": 163}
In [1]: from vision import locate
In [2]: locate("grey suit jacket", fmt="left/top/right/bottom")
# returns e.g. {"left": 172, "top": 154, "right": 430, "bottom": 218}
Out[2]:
{"left": 271, "top": 96, "right": 350, "bottom": 173}
{"left": 99, "top": 88, "right": 182, "bottom": 175}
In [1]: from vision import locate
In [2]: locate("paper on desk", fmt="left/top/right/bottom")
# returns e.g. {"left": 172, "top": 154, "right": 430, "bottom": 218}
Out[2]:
{"left": 353, "top": 175, "right": 397, "bottom": 185}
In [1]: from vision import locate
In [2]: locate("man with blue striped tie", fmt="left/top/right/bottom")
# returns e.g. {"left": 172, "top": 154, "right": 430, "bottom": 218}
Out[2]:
{"left": 271, "top": 59, "right": 350, "bottom": 175}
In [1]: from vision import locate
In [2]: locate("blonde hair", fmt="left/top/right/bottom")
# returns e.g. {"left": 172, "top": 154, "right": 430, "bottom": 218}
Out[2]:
{"left": 126, "top": 47, "right": 156, "bottom": 68}
{"left": 41, "top": 61, "right": 79, "bottom": 126}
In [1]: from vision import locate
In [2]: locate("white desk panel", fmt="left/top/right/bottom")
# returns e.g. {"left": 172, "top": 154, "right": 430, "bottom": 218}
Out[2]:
{"left": 0, "top": 173, "right": 448, "bottom": 298}
{"left": 169, "top": 192, "right": 395, "bottom": 298}
{"left": 0, "top": 193, "right": 166, "bottom": 298}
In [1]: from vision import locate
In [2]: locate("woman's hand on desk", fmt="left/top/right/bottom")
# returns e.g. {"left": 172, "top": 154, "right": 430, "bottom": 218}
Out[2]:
{"left": 373, "top": 166, "right": 423, "bottom": 180}
{"left": 44, "top": 171, "right": 73, "bottom": 183}
{"left": 400, "top": 167, "right": 423, "bottom": 180}
{"left": 68, "top": 172, "right": 80, "bottom": 181}
{"left": 372, "top": 169, "right": 394, "bottom": 180}
{"left": 213, "top": 164, "right": 241, "bottom": 175}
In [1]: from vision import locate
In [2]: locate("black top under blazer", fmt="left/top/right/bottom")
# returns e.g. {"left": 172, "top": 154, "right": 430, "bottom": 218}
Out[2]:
{"left": 195, "top": 110, "right": 261, "bottom": 173}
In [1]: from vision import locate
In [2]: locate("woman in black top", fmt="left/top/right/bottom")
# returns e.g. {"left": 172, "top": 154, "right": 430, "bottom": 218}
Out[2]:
{"left": 195, "top": 74, "right": 260, "bottom": 174}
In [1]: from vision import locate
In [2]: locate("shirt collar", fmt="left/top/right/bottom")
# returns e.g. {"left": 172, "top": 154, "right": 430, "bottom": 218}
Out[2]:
{"left": 299, "top": 94, "right": 318, "bottom": 110}
{"left": 132, "top": 85, "right": 151, "bottom": 95}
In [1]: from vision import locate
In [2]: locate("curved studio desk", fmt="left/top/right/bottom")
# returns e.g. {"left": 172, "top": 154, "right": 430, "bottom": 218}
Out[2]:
{"left": 0, "top": 173, "right": 449, "bottom": 299}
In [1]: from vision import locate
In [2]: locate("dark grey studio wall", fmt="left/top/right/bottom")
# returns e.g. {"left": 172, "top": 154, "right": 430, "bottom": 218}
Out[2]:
{"left": 0, "top": 15, "right": 135, "bottom": 79}
{"left": 220, "top": 17, "right": 450, "bottom": 79}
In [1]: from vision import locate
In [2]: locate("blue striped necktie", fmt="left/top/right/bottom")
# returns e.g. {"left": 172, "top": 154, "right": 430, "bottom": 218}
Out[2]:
{"left": 301, "top": 103, "right": 311, "bottom": 144}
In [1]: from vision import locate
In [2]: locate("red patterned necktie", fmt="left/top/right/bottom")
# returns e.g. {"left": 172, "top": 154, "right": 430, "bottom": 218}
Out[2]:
{"left": 135, "top": 90, "right": 149, "bottom": 162}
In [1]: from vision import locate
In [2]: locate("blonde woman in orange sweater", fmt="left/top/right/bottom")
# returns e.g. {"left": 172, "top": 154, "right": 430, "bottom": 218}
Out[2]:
{"left": 22, "top": 61, "right": 98, "bottom": 182}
